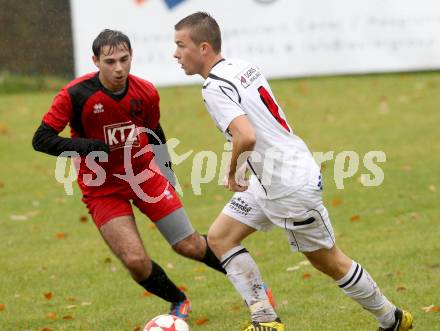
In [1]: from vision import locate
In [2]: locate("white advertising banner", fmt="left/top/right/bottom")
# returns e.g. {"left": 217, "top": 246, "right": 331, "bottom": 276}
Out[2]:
{"left": 70, "top": 0, "right": 440, "bottom": 86}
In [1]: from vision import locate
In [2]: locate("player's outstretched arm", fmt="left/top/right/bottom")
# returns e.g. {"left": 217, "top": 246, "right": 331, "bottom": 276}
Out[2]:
{"left": 32, "top": 122, "right": 109, "bottom": 157}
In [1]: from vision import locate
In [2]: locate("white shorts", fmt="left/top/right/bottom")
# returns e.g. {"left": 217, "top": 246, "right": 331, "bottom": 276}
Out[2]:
{"left": 222, "top": 173, "right": 335, "bottom": 252}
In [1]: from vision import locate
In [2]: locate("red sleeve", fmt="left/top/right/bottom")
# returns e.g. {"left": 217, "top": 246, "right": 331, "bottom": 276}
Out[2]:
{"left": 42, "top": 88, "right": 73, "bottom": 133}
{"left": 145, "top": 85, "right": 160, "bottom": 130}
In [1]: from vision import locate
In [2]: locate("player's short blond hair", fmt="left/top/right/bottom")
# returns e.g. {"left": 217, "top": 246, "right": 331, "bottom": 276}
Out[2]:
{"left": 175, "top": 12, "right": 221, "bottom": 54}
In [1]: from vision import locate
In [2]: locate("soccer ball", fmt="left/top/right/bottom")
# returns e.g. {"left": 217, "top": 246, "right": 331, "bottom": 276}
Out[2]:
{"left": 144, "top": 314, "right": 190, "bottom": 331}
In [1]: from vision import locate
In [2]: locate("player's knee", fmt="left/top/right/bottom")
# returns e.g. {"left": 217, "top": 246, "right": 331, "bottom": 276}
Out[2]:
{"left": 309, "top": 259, "right": 328, "bottom": 274}
{"left": 172, "top": 234, "right": 205, "bottom": 260}
{"left": 308, "top": 254, "right": 348, "bottom": 279}
{"left": 206, "top": 232, "right": 219, "bottom": 249}
{"left": 123, "top": 253, "right": 151, "bottom": 275}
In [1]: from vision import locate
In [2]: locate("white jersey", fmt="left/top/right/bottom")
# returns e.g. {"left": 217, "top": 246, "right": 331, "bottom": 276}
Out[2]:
{"left": 202, "top": 58, "right": 319, "bottom": 199}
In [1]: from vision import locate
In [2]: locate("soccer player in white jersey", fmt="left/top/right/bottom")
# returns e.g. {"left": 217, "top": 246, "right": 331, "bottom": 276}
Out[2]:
{"left": 174, "top": 12, "right": 413, "bottom": 331}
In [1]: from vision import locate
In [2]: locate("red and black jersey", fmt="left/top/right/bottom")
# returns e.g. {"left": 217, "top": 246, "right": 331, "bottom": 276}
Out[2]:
{"left": 42, "top": 72, "right": 161, "bottom": 197}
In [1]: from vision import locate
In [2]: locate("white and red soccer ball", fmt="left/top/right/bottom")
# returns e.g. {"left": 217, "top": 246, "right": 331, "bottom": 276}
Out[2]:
{"left": 144, "top": 314, "right": 190, "bottom": 331}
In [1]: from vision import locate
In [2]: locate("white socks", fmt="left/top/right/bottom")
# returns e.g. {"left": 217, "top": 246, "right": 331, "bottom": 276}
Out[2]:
{"left": 336, "top": 261, "right": 396, "bottom": 328}
{"left": 221, "top": 245, "right": 277, "bottom": 323}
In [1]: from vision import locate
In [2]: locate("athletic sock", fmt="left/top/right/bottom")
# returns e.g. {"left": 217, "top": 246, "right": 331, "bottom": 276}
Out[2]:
{"left": 221, "top": 245, "right": 277, "bottom": 323}
{"left": 336, "top": 261, "right": 396, "bottom": 328}
{"left": 201, "top": 235, "right": 226, "bottom": 274}
{"left": 138, "top": 261, "right": 186, "bottom": 303}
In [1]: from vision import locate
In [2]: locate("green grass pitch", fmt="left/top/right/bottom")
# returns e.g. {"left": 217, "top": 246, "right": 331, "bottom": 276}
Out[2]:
{"left": 0, "top": 72, "right": 439, "bottom": 330}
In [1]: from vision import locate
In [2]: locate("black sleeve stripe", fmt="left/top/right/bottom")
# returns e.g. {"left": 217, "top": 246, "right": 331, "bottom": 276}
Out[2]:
{"left": 68, "top": 73, "right": 101, "bottom": 138}
{"left": 247, "top": 159, "right": 268, "bottom": 196}
{"left": 208, "top": 73, "right": 241, "bottom": 103}
{"left": 219, "top": 86, "right": 241, "bottom": 108}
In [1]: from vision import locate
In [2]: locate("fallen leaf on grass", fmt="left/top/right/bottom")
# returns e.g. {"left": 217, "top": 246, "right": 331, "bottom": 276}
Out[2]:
{"left": 230, "top": 304, "right": 241, "bottom": 312}
{"left": 41, "top": 328, "right": 53, "bottom": 331}
{"left": 377, "top": 99, "right": 390, "bottom": 115}
{"left": 254, "top": 251, "right": 264, "bottom": 257}
{"left": 410, "top": 213, "right": 421, "bottom": 221}
{"left": 350, "top": 215, "right": 361, "bottom": 222}
{"left": 193, "top": 267, "right": 207, "bottom": 273}
{"left": 331, "top": 198, "right": 342, "bottom": 207}
{"left": 133, "top": 327, "right": 142, "bottom": 331}
{"left": 422, "top": 305, "right": 440, "bottom": 312}
{"left": 400, "top": 165, "right": 412, "bottom": 172}
{"left": 286, "top": 260, "right": 310, "bottom": 272}
{"left": 62, "top": 315, "right": 74, "bottom": 320}
{"left": 10, "top": 214, "right": 28, "bottom": 221}
{"left": 56, "top": 232, "right": 67, "bottom": 239}
{"left": 195, "top": 317, "right": 209, "bottom": 325}
{"left": 27, "top": 210, "right": 40, "bottom": 218}
{"left": 375, "top": 209, "right": 384, "bottom": 215}
{"left": 44, "top": 292, "right": 53, "bottom": 300}
{"left": 10, "top": 210, "right": 41, "bottom": 221}
{"left": 0, "top": 303, "right": 5, "bottom": 311}
{"left": 302, "top": 273, "right": 311, "bottom": 280}
{"left": 0, "top": 123, "right": 9, "bottom": 135}
{"left": 398, "top": 95, "right": 409, "bottom": 104}
{"left": 396, "top": 286, "right": 406, "bottom": 292}
{"left": 46, "top": 312, "right": 56, "bottom": 320}
{"left": 324, "top": 114, "right": 335, "bottom": 123}
{"left": 79, "top": 215, "right": 88, "bottom": 223}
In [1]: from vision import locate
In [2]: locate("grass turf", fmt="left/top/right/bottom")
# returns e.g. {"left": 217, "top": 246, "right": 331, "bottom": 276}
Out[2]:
{"left": 0, "top": 72, "right": 439, "bottom": 330}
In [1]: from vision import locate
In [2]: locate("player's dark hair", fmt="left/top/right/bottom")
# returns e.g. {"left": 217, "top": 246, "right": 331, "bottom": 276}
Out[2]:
{"left": 175, "top": 12, "right": 222, "bottom": 53}
{"left": 92, "top": 29, "right": 132, "bottom": 58}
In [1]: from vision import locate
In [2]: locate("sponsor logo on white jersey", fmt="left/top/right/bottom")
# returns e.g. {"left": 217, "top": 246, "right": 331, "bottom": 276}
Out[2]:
{"left": 103, "top": 122, "right": 140, "bottom": 150}
{"left": 93, "top": 103, "right": 104, "bottom": 114}
{"left": 235, "top": 66, "right": 261, "bottom": 88}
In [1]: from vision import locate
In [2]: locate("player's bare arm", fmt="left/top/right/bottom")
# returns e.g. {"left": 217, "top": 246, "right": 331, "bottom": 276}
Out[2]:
{"left": 226, "top": 115, "right": 256, "bottom": 192}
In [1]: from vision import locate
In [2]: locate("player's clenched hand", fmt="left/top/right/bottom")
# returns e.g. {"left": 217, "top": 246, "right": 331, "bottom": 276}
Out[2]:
{"left": 71, "top": 137, "right": 110, "bottom": 155}
{"left": 85, "top": 139, "right": 110, "bottom": 154}
{"left": 226, "top": 175, "right": 248, "bottom": 192}
{"left": 223, "top": 162, "right": 248, "bottom": 192}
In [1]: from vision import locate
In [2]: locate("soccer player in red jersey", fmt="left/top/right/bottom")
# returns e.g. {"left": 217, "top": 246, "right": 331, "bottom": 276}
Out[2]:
{"left": 32, "top": 29, "right": 226, "bottom": 319}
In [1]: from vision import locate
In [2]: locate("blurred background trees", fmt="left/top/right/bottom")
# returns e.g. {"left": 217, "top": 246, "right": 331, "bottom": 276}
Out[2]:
{"left": 0, "top": 0, "right": 73, "bottom": 78}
